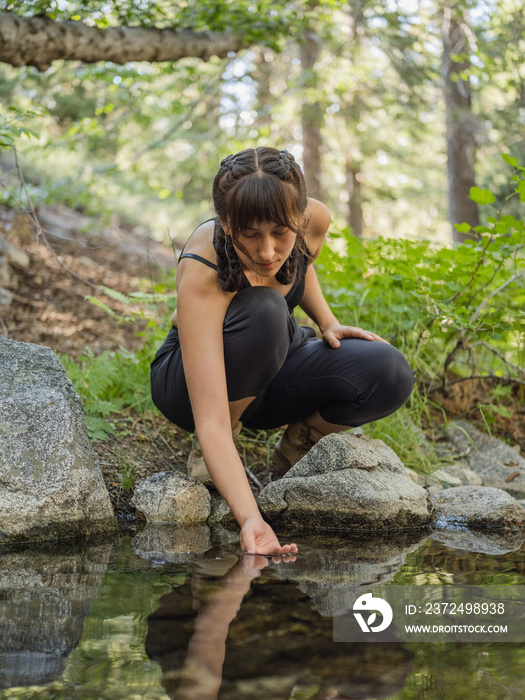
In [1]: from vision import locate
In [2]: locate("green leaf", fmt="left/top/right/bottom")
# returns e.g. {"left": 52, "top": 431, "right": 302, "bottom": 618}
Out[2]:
{"left": 454, "top": 222, "right": 471, "bottom": 233}
{"left": 502, "top": 153, "right": 518, "bottom": 167}
{"left": 98, "top": 285, "right": 131, "bottom": 305}
{"left": 85, "top": 296, "right": 120, "bottom": 320}
{"left": 469, "top": 187, "right": 496, "bottom": 205}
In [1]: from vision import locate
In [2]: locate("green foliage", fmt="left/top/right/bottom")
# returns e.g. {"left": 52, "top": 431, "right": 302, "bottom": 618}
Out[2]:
{"left": 0, "top": 106, "right": 44, "bottom": 148}
{"left": 318, "top": 155, "right": 525, "bottom": 383}
{"left": 59, "top": 282, "right": 176, "bottom": 439}
{"left": 115, "top": 445, "right": 137, "bottom": 492}
{"left": 316, "top": 156, "right": 524, "bottom": 461}
{"left": 60, "top": 329, "right": 165, "bottom": 440}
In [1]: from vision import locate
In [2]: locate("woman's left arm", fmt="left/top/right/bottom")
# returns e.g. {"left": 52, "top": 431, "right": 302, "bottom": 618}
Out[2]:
{"left": 300, "top": 199, "right": 387, "bottom": 346}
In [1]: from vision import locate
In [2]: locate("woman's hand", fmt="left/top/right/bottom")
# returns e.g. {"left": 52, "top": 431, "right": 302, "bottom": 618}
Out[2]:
{"left": 240, "top": 516, "right": 298, "bottom": 557}
{"left": 322, "top": 323, "right": 388, "bottom": 348}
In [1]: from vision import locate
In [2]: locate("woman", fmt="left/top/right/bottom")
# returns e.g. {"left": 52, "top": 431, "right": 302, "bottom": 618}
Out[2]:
{"left": 151, "top": 147, "right": 414, "bottom": 557}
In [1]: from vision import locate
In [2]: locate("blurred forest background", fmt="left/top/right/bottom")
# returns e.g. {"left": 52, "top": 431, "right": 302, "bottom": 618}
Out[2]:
{"left": 0, "top": 0, "right": 524, "bottom": 479}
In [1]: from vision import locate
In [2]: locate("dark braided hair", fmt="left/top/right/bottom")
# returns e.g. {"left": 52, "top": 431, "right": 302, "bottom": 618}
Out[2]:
{"left": 212, "top": 147, "right": 309, "bottom": 292}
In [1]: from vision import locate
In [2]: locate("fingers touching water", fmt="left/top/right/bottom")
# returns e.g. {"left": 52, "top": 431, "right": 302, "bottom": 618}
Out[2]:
{"left": 240, "top": 516, "right": 298, "bottom": 559}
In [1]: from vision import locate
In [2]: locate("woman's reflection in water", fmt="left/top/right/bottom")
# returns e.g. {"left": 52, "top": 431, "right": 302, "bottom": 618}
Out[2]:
{"left": 178, "top": 554, "right": 275, "bottom": 700}
{"left": 146, "top": 552, "right": 413, "bottom": 700}
{"left": 146, "top": 553, "right": 285, "bottom": 699}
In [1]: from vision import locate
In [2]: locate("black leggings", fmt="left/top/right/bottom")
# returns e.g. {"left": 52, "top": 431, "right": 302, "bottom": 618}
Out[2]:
{"left": 150, "top": 286, "right": 415, "bottom": 433}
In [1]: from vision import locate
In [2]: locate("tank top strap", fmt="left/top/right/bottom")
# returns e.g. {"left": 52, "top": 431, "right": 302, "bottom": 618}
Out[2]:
{"left": 178, "top": 253, "right": 218, "bottom": 271}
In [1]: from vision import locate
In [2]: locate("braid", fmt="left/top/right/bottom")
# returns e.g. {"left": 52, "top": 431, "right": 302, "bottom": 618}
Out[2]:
{"left": 214, "top": 220, "right": 246, "bottom": 292}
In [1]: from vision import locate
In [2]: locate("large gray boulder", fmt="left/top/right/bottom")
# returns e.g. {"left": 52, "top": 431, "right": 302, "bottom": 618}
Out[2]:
{"left": 431, "top": 485, "right": 525, "bottom": 531}
{"left": 258, "top": 433, "right": 432, "bottom": 530}
{"left": 0, "top": 337, "right": 116, "bottom": 545}
{"left": 446, "top": 421, "right": 525, "bottom": 498}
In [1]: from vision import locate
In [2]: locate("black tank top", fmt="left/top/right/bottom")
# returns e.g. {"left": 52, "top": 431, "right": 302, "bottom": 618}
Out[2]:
{"left": 178, "top": 219, "right": 309, "bottom": 313}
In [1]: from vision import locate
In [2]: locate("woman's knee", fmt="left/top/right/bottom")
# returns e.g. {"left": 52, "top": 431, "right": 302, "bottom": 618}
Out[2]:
{"left": 224, "top": 287, "right": 290, "bottom": 359}
{"left": 223, "top": 287, "right": 292, "bottom": 398}
{"left": 382, "top": 345, "right": 415, "bottom": 407}
{"left": 363, "top": 342, "right": 415, "bottom": 416}
{"left": 319, "top": 341, "right": 415, "bottom": 425}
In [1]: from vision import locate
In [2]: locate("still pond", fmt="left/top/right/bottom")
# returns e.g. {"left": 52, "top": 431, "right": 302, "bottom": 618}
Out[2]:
{"left": 1, "top": 524, "right": 524, "bottom": 699}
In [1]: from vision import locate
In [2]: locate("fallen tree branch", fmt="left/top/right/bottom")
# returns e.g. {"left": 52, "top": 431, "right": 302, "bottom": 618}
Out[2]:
{"left": 0, "top": 11, "right": 248, "bottom": 71}
{"left": 469, "top": 272, "right": 525, "bottom": 324}
{"left": 471, "top": 340, "right": 525, "bottom": 377}
{"left": 244, "top": 467, "right": 264, "bottom": 492}
{"left": 426, "top": 373, "right": 525, "bottom": 394}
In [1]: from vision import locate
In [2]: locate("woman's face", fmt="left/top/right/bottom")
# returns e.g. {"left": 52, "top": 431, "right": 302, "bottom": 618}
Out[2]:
{"left": 230, "top": 221, "right": 297, "bottom": 277}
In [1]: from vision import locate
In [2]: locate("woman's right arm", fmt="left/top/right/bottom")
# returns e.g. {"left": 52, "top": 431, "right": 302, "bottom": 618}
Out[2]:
{"left": 176, "top": 261, "right": 297, "bottom": 556}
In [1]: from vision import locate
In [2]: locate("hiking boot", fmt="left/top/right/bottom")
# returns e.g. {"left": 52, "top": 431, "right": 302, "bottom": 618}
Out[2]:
{"left": 272, "top": 420, "right": 324, "bottom": 474}
{"left": 187, "top": 421, "right": 243, "bottom": 486}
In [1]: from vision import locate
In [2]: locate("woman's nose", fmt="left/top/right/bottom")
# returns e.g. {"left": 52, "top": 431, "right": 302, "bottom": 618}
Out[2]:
{"left": 261, "top": 235, "right": 276, "bottom": 258}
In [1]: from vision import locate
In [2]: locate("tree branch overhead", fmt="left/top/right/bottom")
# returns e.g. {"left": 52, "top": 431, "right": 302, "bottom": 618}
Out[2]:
{"left": 0, "top": 11, "right": 247, "bottom": 70}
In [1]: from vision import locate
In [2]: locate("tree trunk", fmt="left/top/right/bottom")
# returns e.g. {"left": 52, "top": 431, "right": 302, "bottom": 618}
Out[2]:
{"left": 442, "top": 5, "right": 480, "bottom": 243}
{"left": 253, "top": 47, "right": 273, "bottom": 131}
{"left": 343, "top": 1, "right": 366, "bottom": 236}
{"left": 0, "top": 11, "right": 247, "bottom": 71}
{"left": 345, "top": 158, "right": 364, "bottom": 238}
{"left": 299, "top": 27, "right": 324, "bottom": 200}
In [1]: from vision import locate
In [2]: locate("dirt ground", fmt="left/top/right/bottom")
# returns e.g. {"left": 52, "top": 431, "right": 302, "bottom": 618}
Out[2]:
{"left": 1, "top": 203, "right": 523, "bottom": 531}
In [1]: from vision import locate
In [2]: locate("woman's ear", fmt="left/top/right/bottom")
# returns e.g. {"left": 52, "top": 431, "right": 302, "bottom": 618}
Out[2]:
{"left": 219, "top": 218, "right": 230, "bottom": 236}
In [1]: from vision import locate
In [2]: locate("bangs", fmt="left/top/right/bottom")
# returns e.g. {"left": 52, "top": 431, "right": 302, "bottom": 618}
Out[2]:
{"left": 225, "top": 173, "right": 302, "bottom": 239}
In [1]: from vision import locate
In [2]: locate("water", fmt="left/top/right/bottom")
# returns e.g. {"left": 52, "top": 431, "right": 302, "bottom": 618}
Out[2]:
{"left": 1, "top": 524, "right": 524, "bottom": 700}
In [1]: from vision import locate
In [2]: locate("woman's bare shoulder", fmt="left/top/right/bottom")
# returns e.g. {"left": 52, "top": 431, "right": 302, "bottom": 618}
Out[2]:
{"left": 173, "top": 219, "right": 228, "bottom": 325}
{"left": 305, "top": 198, "right": 331, "bottom": 257}
{"left": 181, "top": 218, "right": 217, "bottom": 258}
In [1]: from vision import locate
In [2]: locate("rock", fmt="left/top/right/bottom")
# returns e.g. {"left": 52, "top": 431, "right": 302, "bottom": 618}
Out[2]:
{"left": 431, "top": 485, "right": 525, "bottom": 531}
{"left": 431, "top": 528, "right": 525, "bottom": 555}
{"left": 258, "top": 433, "right": 432, "bottom": 531}
{"left": 419, "top": 465, "right": 483, "bottom": 490}
{"left": 36, "top": 203, "right": 92, "bottom": 241}
{"left": 132, "top": 523, "right": 211, "bottom": 563}
{"left": 208, "top": 491, "right": 236, "bottom": 527}
{"left": 405, "top": 468, "right": 419, "bottom": 484}
{"left": 444, "top": 464, "right": 484, "bottom": 486}
{"left": 0, "top": 286, "right": 12, "bottom": 306}
{"left": 0, "top": 255, "right": 10, "bottom": 288}
{"left": 0, "top": 235, "right": 30, "bottom": 268}
{"left": 446, "top": 421, "right": 525, "bottom": 499}
{"left": 0, "top": 337, "right": 116, "bottom": 545}
{"left": 422, "top": 468, "right": 463, "bottom": 488}
{"left": 0, "top": 543, "right": 111, "bottom": 688}
{"left": 132, "top": 471, "right": 210, "bottom": 525}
